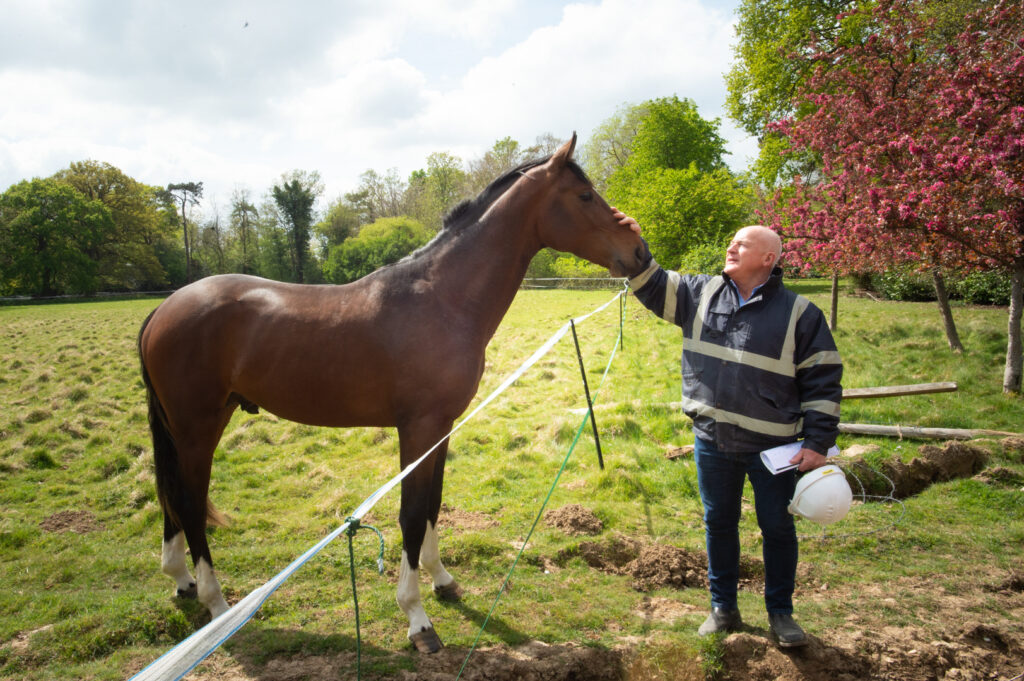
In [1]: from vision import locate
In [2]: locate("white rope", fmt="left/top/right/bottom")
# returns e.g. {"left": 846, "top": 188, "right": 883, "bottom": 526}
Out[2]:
{"left": 128, "top": 289, "right": 626, "bottom": 681}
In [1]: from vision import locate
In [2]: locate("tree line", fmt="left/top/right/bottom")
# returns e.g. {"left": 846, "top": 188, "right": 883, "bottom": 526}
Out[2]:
{"left": 0, "top": 102, "right": 753, "bottom": 298}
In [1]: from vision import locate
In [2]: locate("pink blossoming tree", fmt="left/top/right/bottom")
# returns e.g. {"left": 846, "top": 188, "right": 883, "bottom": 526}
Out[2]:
{"left": 769, "top": 0, "right": 1023, "bottom": 392}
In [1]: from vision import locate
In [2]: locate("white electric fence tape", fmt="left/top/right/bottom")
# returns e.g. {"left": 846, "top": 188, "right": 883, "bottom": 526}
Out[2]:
{"left": 129, "top": 288, "right": 626, "bottom": 681}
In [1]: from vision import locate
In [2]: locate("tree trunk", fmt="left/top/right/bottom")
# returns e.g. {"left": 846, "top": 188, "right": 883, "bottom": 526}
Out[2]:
{"left": 1004, "top": 259, "right": 1024, "bottom": 394}
{"left": 180, "top": 199, "right": 191, "bottom": 284}
{"left": 830, "top": 271, "right": 839, "bottom": 331}
{"left": 932, "top": 270, "right": 964, "bottom": 352}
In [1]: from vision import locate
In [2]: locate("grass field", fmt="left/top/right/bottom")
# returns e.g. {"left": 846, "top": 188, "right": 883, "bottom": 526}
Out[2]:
{"left": 1, "top": 282, "right": 1022, "bottom": 680}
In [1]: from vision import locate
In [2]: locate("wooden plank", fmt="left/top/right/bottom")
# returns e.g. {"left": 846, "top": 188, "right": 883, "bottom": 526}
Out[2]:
{"left": 841, "top": 382, "right": 958, "bottom": 399}
{"left": 838, "top": 423, "right": 1019, "bottom": 440}
{"left": 569, "top": 381, "right": 958, "bottom": 415}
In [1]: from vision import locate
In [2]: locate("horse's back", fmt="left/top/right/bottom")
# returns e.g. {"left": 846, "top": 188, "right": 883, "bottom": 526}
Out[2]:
{"left": 138, "top": 273, "right": 465, "bottom": 427}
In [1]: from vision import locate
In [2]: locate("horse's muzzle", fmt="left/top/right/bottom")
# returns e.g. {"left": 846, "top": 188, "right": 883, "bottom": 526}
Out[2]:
{"left": 618, "top": 238, "right": 652, "bottom": 278}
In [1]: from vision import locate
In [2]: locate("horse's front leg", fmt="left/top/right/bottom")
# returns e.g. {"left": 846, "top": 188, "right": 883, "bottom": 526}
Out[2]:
{"left": 396, "top": 420, "right": 455, "bottom": 653}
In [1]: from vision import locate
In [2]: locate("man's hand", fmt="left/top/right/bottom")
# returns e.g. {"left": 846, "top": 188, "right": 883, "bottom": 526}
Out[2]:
{"left": 789, "top": 448, "right": 828, "bottom": 472}
{"left": 611, "top": 206, "right": 640, "bottom": 234}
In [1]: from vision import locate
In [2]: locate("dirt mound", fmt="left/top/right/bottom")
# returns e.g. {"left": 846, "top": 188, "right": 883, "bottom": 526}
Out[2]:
{"left": 719, "top": 632, "right": 871, "bottom": 681}
{"left": 847, "top": 441, "right": 989, "bottom": 498}
{"left": 39, "top": 509, "right": 102, "bottom": 534}
{"left": 973, "top": 466, "right": 1024, "bottom": 488}
{"left": 1001, "top": 435, "right": 1024, "bottom": 461}
{"left": 561, "top": 534, "right": 761, "bottom": 593}
{"left": 407, "top": 640, "right": 623, "bottom": 681}
{"left": 544, "top": 504, "right": 603, "bottom": 536}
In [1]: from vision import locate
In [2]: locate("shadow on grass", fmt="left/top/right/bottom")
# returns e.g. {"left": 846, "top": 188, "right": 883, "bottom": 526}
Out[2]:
{"left": 786, "top": 279, "right": 834, "bottom": 296}
{"left": 441, "top": 596, "right": 531, "bottom": 647}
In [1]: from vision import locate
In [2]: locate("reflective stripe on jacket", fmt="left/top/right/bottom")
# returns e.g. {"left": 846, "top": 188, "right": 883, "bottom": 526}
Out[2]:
{"left": 629, "top": 260, "right": 842, "bottom": 455}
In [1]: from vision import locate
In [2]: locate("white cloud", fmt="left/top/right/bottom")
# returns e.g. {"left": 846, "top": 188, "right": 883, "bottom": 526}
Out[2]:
{"left": 0, "top": 0, "right": 747, "bottom": 209}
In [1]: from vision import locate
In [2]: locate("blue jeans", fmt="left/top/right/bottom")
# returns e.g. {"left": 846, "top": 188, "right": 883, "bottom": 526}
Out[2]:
{"left": 694, "top": 437, "right": 798, "bottom": 614}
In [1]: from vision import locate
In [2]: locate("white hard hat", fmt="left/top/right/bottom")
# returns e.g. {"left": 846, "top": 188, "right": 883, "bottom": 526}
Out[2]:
{"left": 788, "top": 464, "right": 853, "bottom": 525}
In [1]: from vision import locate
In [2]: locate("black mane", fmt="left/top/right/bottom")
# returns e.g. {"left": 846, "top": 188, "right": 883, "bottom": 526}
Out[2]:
{"left": 442, "top": 155, "right": 591, "bottom": 232}
{"left": 395, "top": 154, "right": 591, "bottom": 267}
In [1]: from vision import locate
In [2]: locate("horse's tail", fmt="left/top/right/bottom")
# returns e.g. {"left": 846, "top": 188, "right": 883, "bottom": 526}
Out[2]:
{"left": 138, "top": 309, "right": 227, "bottom": 530}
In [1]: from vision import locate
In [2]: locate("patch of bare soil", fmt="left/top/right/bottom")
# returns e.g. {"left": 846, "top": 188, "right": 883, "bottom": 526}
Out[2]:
{"left": 408, "top": 640, "right": 623, "bottom": 681}
{"left": 846, "top": 441, "right": 990, "bottom": 498}
{"left": 544, "top": 504, "right": 603, "bottom": 536}
{"left": 633, "top": 596, "right": 701, "bottom": 623}
{"left": 716, "top": 572, "right": 1024, "bottom": 681}
{"left": 185, "top": 642, "right": 623, "bottom": 681}
{"left": 38, "top": 509, "right": 102, "bottom": 533}
{"left": 560, "top": 534, "right": 761, "bottom": 593}
{"left": 438, "top": 503, "right": 498, "bottom": 532}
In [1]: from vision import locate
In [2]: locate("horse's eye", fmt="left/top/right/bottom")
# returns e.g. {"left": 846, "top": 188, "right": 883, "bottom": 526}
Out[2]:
{"left": 579, "top": 192, "right": 593, "bottom": 202}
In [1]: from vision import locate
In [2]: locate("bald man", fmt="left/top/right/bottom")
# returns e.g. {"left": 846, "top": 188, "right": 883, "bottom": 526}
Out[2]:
{"left": 618, "top": 216, "right": 842, "bottom": 648}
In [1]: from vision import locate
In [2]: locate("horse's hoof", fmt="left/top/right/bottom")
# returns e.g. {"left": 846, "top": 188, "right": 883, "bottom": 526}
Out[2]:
{"left": 433, "top": 580, "right": 463, "bottom": 602}
{"left": 176, "top": 583, "right": 198, "bottom": 599}
{"left": 410, "top": 627, "right": 444, "bottom": 654}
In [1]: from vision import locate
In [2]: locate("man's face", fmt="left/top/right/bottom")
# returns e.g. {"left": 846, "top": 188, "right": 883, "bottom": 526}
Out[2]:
{"left": 723, "top": 228, "right": 773, "bottom": 281}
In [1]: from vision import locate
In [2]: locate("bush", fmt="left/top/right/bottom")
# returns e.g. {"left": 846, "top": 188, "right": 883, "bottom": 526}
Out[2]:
{"left": 872, "top": 268, "right": 1011, "bottom": 305}
{"left": 676, "top": 239, "right": 727, "bottom": 275}
{"left": 952, "top": 270, "right": 1011, "bottom": 306}
{"left": 324, "top": 216, "right": 432, "bottom": 283}
{"left": 874, "top": 270, "right": 935, "bottom": 301}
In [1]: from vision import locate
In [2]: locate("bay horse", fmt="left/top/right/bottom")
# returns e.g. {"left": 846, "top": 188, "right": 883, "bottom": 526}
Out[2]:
{"left": 137, "top": 134, "right": 649, "bottom": 653}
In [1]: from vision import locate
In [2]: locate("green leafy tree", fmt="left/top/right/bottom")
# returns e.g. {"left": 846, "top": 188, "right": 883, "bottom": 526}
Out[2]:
{"left": 313, "top": 197, "right": 361, "bottom": 263}
{"left": 345, "top": 169, "right": 407, "bottom": 224}
{"left": 255, "top": 199, "right": 291, "bottom": 281}
{"left": 272, "top": 170, "right": 323, "bottom": 283}
{"left": 324, "top": 216, "right": 432, "bottom": 283}
{"left": 53, "top": 160, "right": 173, "bottom": 290}
{"left": 620, "top": 96, "right": 727, "bottom": 176}
{"left": 165, "top": 181, "right": 204, "bottom": 283}
{"left": 0, "top": 178, "right": 114, "bottom": 296}
{"left": 725, "top": 0, "right": 990, "bottom": 187}
{"left": 229, "top": 189, "right": 259, "bottom": 274}
{"left": 579, "top": 102, "right": 651, "bottom": 192}
{"left": 465, "top": 137, "right": 529, "bottom": 196}
{"left": 421, "top": 151, "right": 468, "bottom": 227}
{"left": 606, "top": 97, "right": 753, "bottom": 269}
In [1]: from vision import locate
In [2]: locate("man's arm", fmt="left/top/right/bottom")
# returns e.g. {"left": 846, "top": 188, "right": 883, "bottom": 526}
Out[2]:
{"left": 791, "top": 303, "right": 843, "bottom": 471}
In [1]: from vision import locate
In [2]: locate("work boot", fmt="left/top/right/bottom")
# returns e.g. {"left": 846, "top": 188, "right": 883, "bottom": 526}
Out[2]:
{"left": 768, "top": 612, "right": 808, "bottom": 648}
{"left": 698, "top": 607, "right": 742, "bottom": 636}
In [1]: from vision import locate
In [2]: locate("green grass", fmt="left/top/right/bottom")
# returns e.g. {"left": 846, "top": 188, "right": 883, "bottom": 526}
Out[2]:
{"left": 0, "top": 283, "right": 1021, "bottom": 680}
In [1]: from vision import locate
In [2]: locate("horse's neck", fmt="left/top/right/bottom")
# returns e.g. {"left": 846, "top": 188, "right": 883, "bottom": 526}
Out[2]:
{"left": 430, "top": 190, "right": 543, "bottom": 340}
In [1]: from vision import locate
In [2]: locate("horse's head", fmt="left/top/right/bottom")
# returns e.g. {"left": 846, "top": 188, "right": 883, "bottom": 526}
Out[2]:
{"left": 530, "top": 134, "right": 651, "bottom": 278}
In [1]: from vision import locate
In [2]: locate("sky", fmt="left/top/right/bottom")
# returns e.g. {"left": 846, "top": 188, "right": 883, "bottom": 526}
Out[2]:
{"left": 0, "top": 0, "right": 752, "bottom": 213}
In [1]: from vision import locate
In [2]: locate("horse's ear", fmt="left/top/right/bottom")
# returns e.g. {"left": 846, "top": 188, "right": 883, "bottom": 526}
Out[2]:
{"left": 551, "top": 132, "right": 577, "bottom": 167}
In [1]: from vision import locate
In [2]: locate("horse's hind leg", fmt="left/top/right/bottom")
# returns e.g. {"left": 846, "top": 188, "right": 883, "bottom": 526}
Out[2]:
{"left": 166, "top": 411, "right": 234, "bottom": 619}
{"left": 422, "top": 448, "right": 461, "bottom": 602}
{"left": 162, "top": 511, "right": 197, "bottom": 599}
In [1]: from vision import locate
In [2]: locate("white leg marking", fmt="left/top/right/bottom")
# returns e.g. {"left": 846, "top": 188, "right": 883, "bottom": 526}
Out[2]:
{"left": 161, "top": 532, "right": 196, "bottom": 593}
{"left": 397, "top": 550, "right": 433, "bottom": 638}
{"left": 195, "top": 558, "right": 230, "bottom": 618}
{"left": 420, "top": 521, "right": 455, "bottom": 590}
